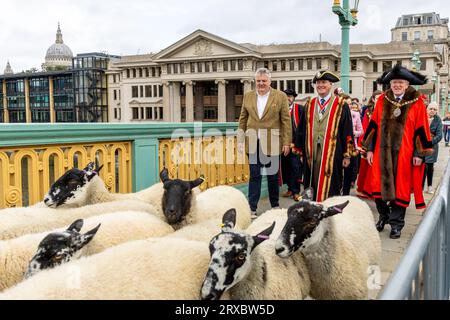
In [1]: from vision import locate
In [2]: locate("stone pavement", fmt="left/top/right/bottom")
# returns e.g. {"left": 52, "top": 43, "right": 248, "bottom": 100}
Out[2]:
{"left": 255, "top": 141, "right": 450, "bottom": 299}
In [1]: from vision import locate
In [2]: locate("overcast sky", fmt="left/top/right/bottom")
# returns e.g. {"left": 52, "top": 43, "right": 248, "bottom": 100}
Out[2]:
{"left": 0, "top": 0, "right": 448, "bottom": 72}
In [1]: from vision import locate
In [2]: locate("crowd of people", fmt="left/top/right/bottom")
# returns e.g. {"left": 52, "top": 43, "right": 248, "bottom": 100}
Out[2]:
{"left": 238, "top": 64, "right": 442, "bottom": 239}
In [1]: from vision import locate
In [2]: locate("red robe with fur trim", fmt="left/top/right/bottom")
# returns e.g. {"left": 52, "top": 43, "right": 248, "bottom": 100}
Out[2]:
{"left": 361, "top": 87, "right": 433, "bottom": 209}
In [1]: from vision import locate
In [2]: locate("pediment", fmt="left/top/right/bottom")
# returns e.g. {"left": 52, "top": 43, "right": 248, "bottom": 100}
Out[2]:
{"left": 153, "top": 30, "right": 259, "bottom": 60}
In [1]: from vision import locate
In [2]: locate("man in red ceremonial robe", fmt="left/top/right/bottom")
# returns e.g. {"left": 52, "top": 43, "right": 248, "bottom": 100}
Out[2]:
{"left": 293, "top": 70, "right": 354, "bottom": 202}
{"left": 361, "top": 64, "right": 433, "bottom": 239}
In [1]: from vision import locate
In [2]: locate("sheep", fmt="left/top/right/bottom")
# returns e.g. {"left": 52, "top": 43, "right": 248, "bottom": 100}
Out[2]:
{"left": 275, "top": 188, "right": 382, "bottom": 300}
{"left": 0, "top": 210, "right": 174, "bottom": 291}
{"left": 0, "top": 237, "right": 231, "bottom": 300}
{"left": 0, "top": 199, "right": 156, "bottom": 241}
{"left": 160, "top": 170, "right": 251, "bottom": 230}
{"left": 201, "top": 208, "right": 311, "bottom": 300}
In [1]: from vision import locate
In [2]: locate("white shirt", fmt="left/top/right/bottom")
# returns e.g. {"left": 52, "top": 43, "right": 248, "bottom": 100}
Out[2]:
{"left": 257, "top": 90, "right": 270, "bottom": 119}
{"left": 395, "top": 94, "right": 405, "bottom": 101}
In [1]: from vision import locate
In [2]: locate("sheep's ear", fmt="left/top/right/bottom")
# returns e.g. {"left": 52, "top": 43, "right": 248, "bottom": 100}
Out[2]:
{"left": 301, "top": 188, "right": 314, "bottom": 201}
{"left": 160, "top": 168, "right": 170, "bottom": 183}
{"left": 72, "top": 223, "right": 101, "bottom": 251}
{"left": 67, "top": 219, "right": 84, "bottom": 232}
{"left": 189, "top": 177, "right": 204, "bottom": 190}
{"left": 221, "top": 209, "right": 236, "bottom": 231}
{"left": 83, "top": 162, "right": 95, "bottom": 172}
{"left": 320, "top": 201, "right": 350, "bottom": 220}
{"left": 252, "top": 222, "right": 276, "bottom": 248}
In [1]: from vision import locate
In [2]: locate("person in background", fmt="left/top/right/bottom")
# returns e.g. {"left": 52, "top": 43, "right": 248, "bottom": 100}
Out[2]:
{"left": 357, "top": 90, "right": 382, "bottom": 198}
{"left": 422, "top": 102, "right": 443, "bottom": 194}
{"left": 281, "top": 89, "right": 304, "bottom": 201}
{"left": 343, "top": 100, "right": 363, "bottom": 195}
{"left": 443, "top": 112, "right": 450, "bottom": 147}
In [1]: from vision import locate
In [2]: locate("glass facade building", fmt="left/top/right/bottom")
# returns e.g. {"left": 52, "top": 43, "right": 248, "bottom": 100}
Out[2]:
{"left": 0, "top": 53, "right": 119, "bottom": 123}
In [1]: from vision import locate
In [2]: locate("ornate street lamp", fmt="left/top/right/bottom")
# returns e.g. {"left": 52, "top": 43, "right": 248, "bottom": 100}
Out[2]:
{"left": 431, "top": 74, "right": 438, "bottom": 102}
{"left": 411, "top": 50, "right": 422, "bottom": 72}
{"left": 332, "top": 0, "right": 360, "bottom": 94}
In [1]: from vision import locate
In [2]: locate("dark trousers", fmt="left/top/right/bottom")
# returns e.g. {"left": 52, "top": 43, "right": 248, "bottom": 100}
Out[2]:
{"left": 445, "top": 129, "right": 450, "bottom": 143}
{"left": 375, "top": 198, "right": 407, "bottom": 230}
{"left": 248, "top": 146, "right": 280, "bottom": 212}
{"left": 423, "top": 163, "right": 435, "bottom": 187}
{"left": 342, "top": 157, "right": 357, "bottom": 196}
{"left": 283, "top": 153, "right": 302, "bottom": 194}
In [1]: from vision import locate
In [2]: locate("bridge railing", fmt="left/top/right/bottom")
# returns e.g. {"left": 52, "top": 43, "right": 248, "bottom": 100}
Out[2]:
{"left": 379, "top": 160, "right": 450, "bottom": 300}
{"left": 0, "top": 123, "right": 250, "bottom": 208}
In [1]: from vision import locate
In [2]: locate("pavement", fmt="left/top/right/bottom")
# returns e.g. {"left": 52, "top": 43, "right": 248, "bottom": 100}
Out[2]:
{"left": 255, "top": 141, "right": 450, "bottom": 299}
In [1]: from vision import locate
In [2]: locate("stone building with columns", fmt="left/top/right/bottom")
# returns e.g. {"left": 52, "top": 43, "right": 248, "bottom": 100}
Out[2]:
{"left": 108, "top": 17, "right": 450, "bottom": 123}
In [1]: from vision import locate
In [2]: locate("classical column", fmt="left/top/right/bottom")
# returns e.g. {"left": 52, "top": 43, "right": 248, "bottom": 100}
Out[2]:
{"left": 172, "top": 82, "right": 181, "bottom": 122}
{"left": 241, "top": 79, "right": 253, "bottom": 94}
{"left": 215, "top": 79, "right": 227, "bottom": 122}
{"left": 25, "top": 78, "right": 31, "bottom": 123}
{"left": 162, "top": 81, "right": 171, "bottom": 121}
{"left": 2, "top": 80, "right": 8, "bottom": 123}
{"left": 49, "top": 76, "right": 55, "bottom": 123}
{"left": 183, "top": 80, "right": 195, "bottom": 122}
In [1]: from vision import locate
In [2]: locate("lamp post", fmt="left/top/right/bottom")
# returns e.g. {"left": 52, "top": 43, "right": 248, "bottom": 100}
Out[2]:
{"left": 332, "top": 0, "right": 359, "bottom": 94}
{"left": 431, "top": 74, "right": 437, "bottom": 103}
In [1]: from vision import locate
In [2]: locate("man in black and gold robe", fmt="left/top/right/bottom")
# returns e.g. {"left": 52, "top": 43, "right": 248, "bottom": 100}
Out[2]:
{"left": 293, "top": 70, "right": 354, "bottom": 201}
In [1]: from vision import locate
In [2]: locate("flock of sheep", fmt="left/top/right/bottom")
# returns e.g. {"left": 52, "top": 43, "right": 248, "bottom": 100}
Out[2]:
{"left": 0, "top": 162, "right": 381, "bottom": 300}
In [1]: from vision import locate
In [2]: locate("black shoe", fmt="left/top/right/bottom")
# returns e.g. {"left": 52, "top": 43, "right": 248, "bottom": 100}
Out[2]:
{"left": 390, "top": 228, "right": 401, "bottom": 239}
{"left": 376, "top": 218, "right": 388, "bottom": 232}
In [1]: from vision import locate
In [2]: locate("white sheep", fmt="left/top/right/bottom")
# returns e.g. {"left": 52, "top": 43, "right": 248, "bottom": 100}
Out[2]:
{"left": 0, "top": 200, "right": 156, "bottom": 241}
{"left": 0, "top": 237, "right": 231, "bottom": 300}
{"left": 275, "top": 190, "right": 382, "bottom": 300}
{"left": 0, "top": 211, "right": 174, "bottom": 291}
{"left": 201, "top": 208, "right": 311, "bottom": 300}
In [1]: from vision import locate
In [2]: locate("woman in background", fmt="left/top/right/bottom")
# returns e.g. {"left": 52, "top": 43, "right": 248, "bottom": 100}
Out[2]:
{"left": 423, "top": 102, "right": 443, "bottom": 194}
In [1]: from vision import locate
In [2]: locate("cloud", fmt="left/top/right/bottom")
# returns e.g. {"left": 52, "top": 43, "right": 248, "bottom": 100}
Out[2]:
{"left": 0, "top": 0, "right": 448, "bottom": 72}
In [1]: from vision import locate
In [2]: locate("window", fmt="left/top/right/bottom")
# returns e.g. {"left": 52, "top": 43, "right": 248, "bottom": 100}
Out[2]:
{"left": 403, "top": 18, "right": 409, "bottom": 26}
{"left": 167, "top": 64, "right": 172, "bottom": 74}
{"left": 223, "top": 61, "right": 228, "bottom": 72}
{"left": 271, "top": 81, "right": 278, "bottom": 90}
{"left": 272, "top": 61, "right": 278, "bottom": 72}
{"left": 145, "top": 85, "right": 152, "bottom": 97}
{"left": 298, "top": 80, "right": 303, "bottom": 94}
{"left": 289, "top": 60, "right": 295, "bottom": 71}
{"left": 212, "top": 61, "right": 217, "bottom": 72}
{"left": 113, "top": 75, "right": 116, "bottom": 83}
{"left": 145, "top": 68, "right": 149, "bottom": 77}
{"left": 191, "top": 63, "right": 195, "bottom": 73}
{"left": 351, "top": 59, "right": 357, "bottom": 71}
{"left": 159, "top": 85, "right": 163, "bottom": 97}
{"left": 230, "top": 60, "right": 236, "bottom": 71}
{"left": 132, "top": 69, "right": 136, "bottom": 78}
{"left": 131, "top": 86, "right": 138, "bottom": 98}
{"left": 307, "top": 59, "right": 313, "bottom": 70}
{"left": 173, "top": 64, "right": 179, "bottom": 74}
{"left": 238, "top": 59, "right": 243, "bottom": 71}
{"left": 180, "top": 63, "right": 184, "bottom": 73}
{"left": 382, "top": 61, "right": 392, "bottom": 72}
{"left": 132, "top": 108, "right": 139, "bottom": 120}
{"left": 427, "top": 16, "right": 433, "bottom": 24}
{"left": 373, "top": 81, "right": 378, "bottom": 93}
{"left": 287, "top": 80, "right": 295, "bottom": 91}
{"left": 373, "top": 62, "right": 378, "bottom": 72}
{"left": 281, "top": 60, "right": 286, "bottom": 71}
{"left": 113, "top": 90, "right": 117, "bottom": 100}
{"left": 316, "top": 59, "right": 322, "bottom": 70}
{"left": 349, "top": 80, "right": 353, "bottom": 94}
{"left": 428, "top": 30, "right": 434, "bottom": 40}
{"left": 139, "top": 69, "right": 143, "bottom": 77}
{"left": 264, "top": 61, "right": 269, "bottom": 69}
{"left": 197, "top": 62, "right": 203, "bottom": 73}
{"left": 305, "top": 80, "right": 314, "bottom": 94}
{"left": 402, "top": 32, "right": 408, "bottom": 41}
{"left": 334, "top": 60, "right": 339, "bottom": 72}
{"left": 420, "top": 59, "right": 426, "bottom": 71}
{"left": 279, "top": 81, "right": 285, "bottom": 92}
{"left": 152, "top": 68, "right": 156, "bottom": 77}
{"left": 126, "top": 69, "right": 130, "bottom": 78}
{"left": 298, "top": 59, "right": 304, "bottom": 71}
{"left": 205, "top": 62, "right": 210, "bottom": 73}
{"left": 414, "top": 31, "right": 421, "bottom": 40}
{"left": 140, "top": 86, "right": 144, "bottom": 97}
{"left": 146, "top": 107, "right": 153, "bottom": 120}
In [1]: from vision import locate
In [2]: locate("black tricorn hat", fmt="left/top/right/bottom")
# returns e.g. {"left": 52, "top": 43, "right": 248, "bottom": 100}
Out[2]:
{"left": 377, "top": 64, "right": 428, "bottom": 86}
{"left": 283, "top": 88, "right": 298, "bottom": 98}
{"left": 313, "top": 70, "right": 340, "bottom": 83}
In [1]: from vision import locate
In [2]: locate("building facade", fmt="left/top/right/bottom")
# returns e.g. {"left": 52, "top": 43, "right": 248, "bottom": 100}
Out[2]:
{"left": 109, "top": 17, "right": 450, "bottom": 123}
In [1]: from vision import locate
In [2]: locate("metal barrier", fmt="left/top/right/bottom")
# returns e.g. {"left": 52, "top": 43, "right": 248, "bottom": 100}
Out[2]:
{"left": 379, "top": 160, "right": 450, "bottom": 300}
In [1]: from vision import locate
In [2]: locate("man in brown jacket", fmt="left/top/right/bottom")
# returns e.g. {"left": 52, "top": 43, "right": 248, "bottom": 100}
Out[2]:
{"left": 238, "top": 68, "right": 292, "bottom": 217}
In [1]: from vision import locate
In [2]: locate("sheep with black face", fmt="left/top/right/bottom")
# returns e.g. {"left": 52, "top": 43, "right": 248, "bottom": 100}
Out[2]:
{"left": 275, "top": 188, "right": 381, "bottom": 300}
{"left": 0, "top": 210, "right": 173, "bottom": 291}
{"left": 201, "top": 208, "right": 311, "bottom": 300}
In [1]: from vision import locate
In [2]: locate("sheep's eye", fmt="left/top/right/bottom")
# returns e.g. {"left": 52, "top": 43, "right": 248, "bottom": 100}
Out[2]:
{"left": 52, "top": 254, "right": 64, "bottom": 262}
{"left": 236, "top": 253, "right": 246, "bottom": 261}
